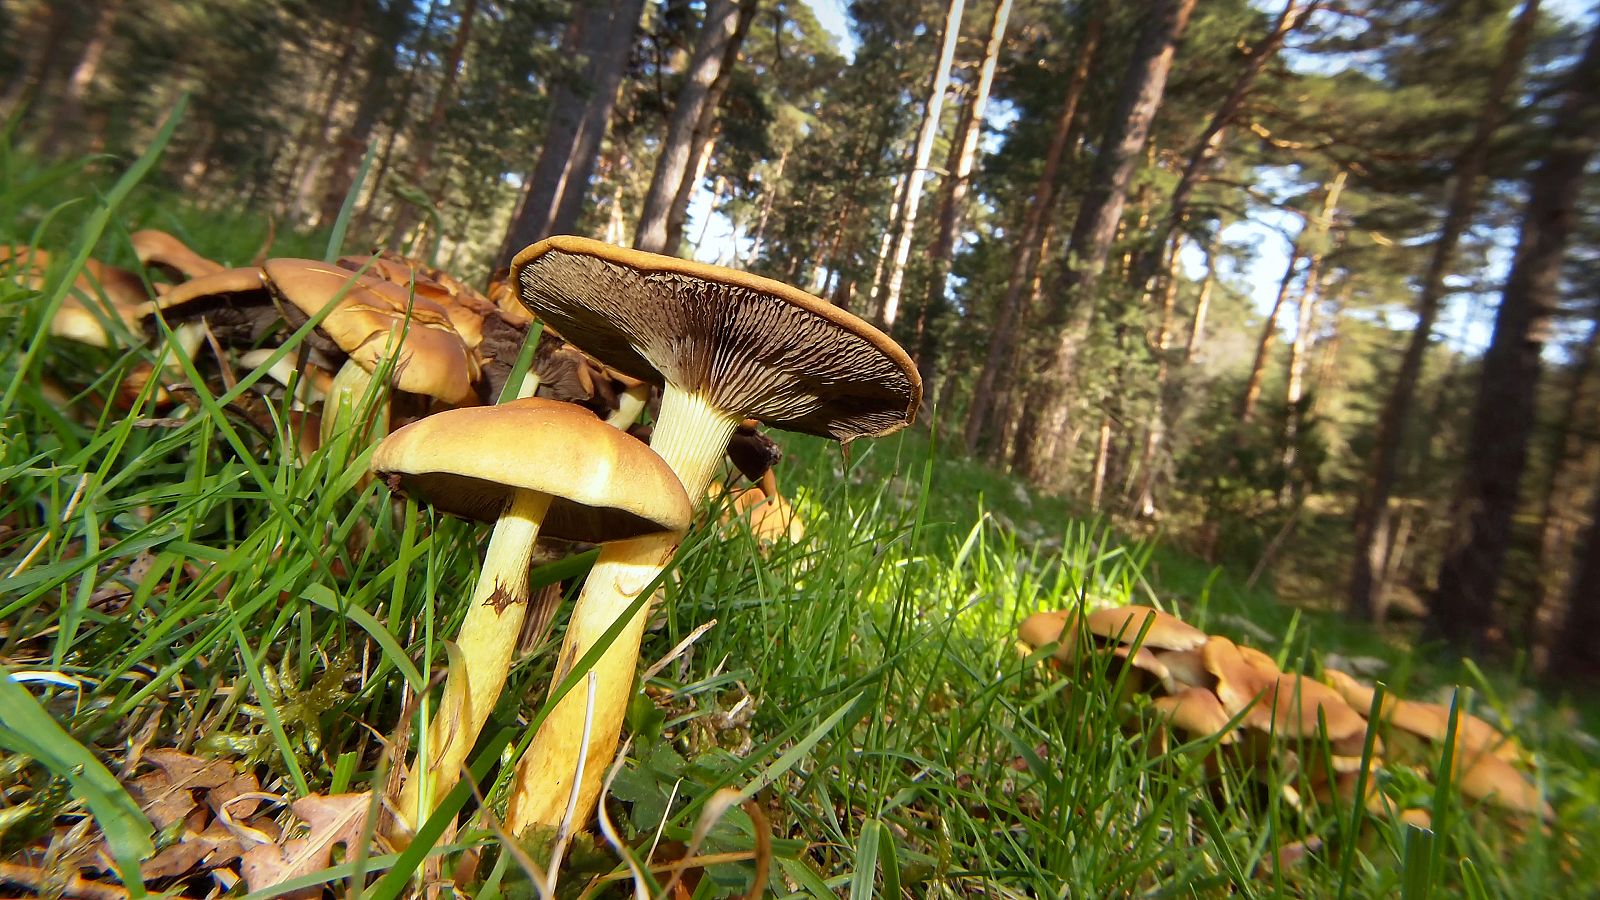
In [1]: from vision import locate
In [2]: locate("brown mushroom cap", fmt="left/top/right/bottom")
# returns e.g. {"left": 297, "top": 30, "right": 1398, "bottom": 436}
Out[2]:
{"left": 264, "top": 258, "right": 479, "bottom": 405}
{"left": 1085, "top": 605, "right": 1207, "bottom": 652}
{"left": 1154, "top": 648, "right": 1214, "bottom": 691}
{"left": 1153, "top": 687, "right": 1239, "bottom": 744}
{"left": 1456, "top": 752, "right": 1551, "bottom": 820}
{"left": 1248, "top": 674, "right": 1367, "bottom": 742}
{"left": 371, "top": 398, "right": 690, "bottom": 543}
{"left": 1018, "top": 610, "right": 1072, "bottom": 650}
{"left": 131, "top": 229, "right": 224, "bottom": 281}
{"left": 511, "top": 235, "right": 920, "bottom": 442}
{"left": 1203, "top": 636, "right": 1278, "bottom": 719}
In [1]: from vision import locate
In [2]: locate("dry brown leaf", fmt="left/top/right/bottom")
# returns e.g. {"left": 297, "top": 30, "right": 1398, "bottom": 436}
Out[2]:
{"left": 126, "top": 749, "right": 259, "bottom": 829}
{"left": 240, "top": 792, "right": 380, "bottom": 898}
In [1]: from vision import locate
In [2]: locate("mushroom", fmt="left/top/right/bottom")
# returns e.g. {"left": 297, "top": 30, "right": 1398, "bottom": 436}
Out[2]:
{"left": 263, "top": 259, "right": 479, "bottom": 444}
{"left": 1153, "top": 687, "right": 1239, "bottom": 746}
{"left": 130, "top": 229, "right": 224, "bottom": 282}
{"left": 503, "top": 235, "right": 919, "bottom": 835}
{"left": 1322, "top": 668, "right": 1518, "bottom": 763}
{"left": 1084, "top": 605, "right": 1207, "bottom": 653}
{"left": 1455, "top": 751, "right": 1552, "bottom": 820}
{"left": 371, "top": 398, "right": 691, "bottom": 830}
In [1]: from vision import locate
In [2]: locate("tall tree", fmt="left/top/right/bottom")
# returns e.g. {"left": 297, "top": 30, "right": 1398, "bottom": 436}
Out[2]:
{"left": 498, "top": 0, "right": 648, "bottom": 268}
{"left": 1346, "top": 0, "right": 1540, "bottom": 621}
{"left": 962, "top": 3, "right": 1103, "bottom": 454}
{"left": 1011, "top": 0, "right": 1197, "bottom": 483}
{"left": 915, "top": 0, "right": 1013, "bottom": 389}
{"left": 1430, "top": 22, "right": 1600, "bottom": 653}
{"left": 1548, "top": 474, "right": 1600, "bottom": 679}
{"left": 877, "top": 0, "right": 967, "bottom": 329}
{"left": 635, "top": 0, "right": 751, "bottom": 253}
{"left": 389, "top": 0, "right": 481, "bottom": 246}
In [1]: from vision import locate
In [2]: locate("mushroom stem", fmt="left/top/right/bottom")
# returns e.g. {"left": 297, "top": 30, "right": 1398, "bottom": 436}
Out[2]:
{"left": 503, "top": 529, "right": 680, "bottom": 836}
{"left": 398, "top": 487, "right": 552, "bottom": 830}
{"left": 605, "top": 381, "right": 651, "bottom": 430}
{"left": 322, "top": 359, "right": 387, "bottom": 447}
{"left": 504, "top": 386, "right": 738, "bottom": 837}
{"left": 649, "top": 386, "right": 743, "bottom": 500}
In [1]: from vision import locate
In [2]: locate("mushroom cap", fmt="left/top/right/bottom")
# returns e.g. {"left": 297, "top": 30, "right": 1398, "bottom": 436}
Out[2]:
{"left": 1385, "top": 699, "right": 1515, "bottom": 761}
{"left": 371, "top": 398, "right": 691, "bottom": 543}
{"left": 339, "top": 253, "right": 494, "bottom": 349}
{"left": 511, "top": 236, "right": 920, "bottom": 442}
{"left": 1248, "top": 674, "right": 1367, "bottom": 742}
{"left": 1203, "top": 636, "right": 1277, "bottom": 718}
{"left": 1153, "top": 687, "right": 1238, "bottom": 744}
{"left": 130, "top": 229, "right": 224, "bottom": 280}
{"left": 264, "top": 258, "right": 479, "bottom": 405}
{"left": 1456, "top": 751, "right": 1551, "bottom": 820}
{"left": 1018, "top": 610, "right": 1072, "bottom": 650}
{"left": 1084, "top": 605, "right": 1207, "bottom": 651}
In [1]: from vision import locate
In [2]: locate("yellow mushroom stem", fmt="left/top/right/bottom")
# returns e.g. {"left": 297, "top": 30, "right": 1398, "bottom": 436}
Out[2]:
{"left": 322, "top": 358, "right": 388, "bottom": 447}
{"left": 605, "top": 381, "right": 651, "bottom": 430}
{"left": 504, "top": 385, "right": 739, "bottom": 836}
{"left": 397, "top": 487, "right": 552, "bottom": 831}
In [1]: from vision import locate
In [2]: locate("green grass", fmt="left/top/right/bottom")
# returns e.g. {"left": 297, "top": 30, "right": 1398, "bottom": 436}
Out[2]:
{"left": 1, "top": 141, "right": 1596, "bottom": 898}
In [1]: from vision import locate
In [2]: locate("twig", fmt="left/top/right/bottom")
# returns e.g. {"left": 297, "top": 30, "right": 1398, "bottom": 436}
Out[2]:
{"left": 642, "top": 619, "right": 718, "bottom": 681}
{"left": 594, "top": 737, "right": 649, "bottom": 900}
{"left": 546, "top": 671, "right": 598, "bottom": 897}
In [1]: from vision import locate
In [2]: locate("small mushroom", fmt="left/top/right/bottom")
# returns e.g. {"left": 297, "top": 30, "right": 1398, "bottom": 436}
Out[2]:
{"left": 264, "top": 259, "right": 479, "bottom": 443}
{"left": 504, "top": 236, "right": 919, "bottom": 835}
{"left": 372, "top": 398, "right": 691, "bottom": 830}
{"left": 1084, "top": 605, "right": 1207, "bottom": 652}
{"left": 1153, "top": 687, "right": 1238, "bottom": 746}
{"left": 130, "top": 229, "right": 224, "bottom": 282}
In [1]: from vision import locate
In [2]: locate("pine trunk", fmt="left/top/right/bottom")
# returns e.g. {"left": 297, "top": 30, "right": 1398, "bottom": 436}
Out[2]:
{"left": 1132, "top": 236, "right": 1185, "bottom": 517}
{"left": 634, "top": 0, "right": 750, "bottom": 254}
{"left": 1430, "top": 22, "right": 1600, "bottom": 653}
{"left": 1011, "top": 0, "right": 1197, "bottom": 484}
{"left": 878, "top": 0, "right": 968, "bottom": 329}
{"left": 390, "top": 0, "right": 480, "bottom": 243}
{"left": 43, "top": 0, "right": 123, "bottom": 155}
{"left": 1347, "top": 0, "right": 1540, "bottom": 621}
{"left": 915, "top": 0, "right": 1014, "bottom": 389}
{"left": 963, "top": 5, "right": 1102, "bottom": 454}
{"left": 318, "top": 0, "right": 415, "bottom": 229}
{"left": 1237, "top": 247, "right": 1303, "bottom": 431}
{"left": 1547, "top": 474, "right": 1600, "bottom": 679}
{"left": 497, "top": 0, "right": 647, "bottom": 268}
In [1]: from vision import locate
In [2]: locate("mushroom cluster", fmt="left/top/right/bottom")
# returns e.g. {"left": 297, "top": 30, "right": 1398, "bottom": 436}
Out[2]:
{"left": 364, "top": 236, "right": 918, "bottom": 846}
{"left": 1017, "top": 604, "right": 1553, "bottom": 836}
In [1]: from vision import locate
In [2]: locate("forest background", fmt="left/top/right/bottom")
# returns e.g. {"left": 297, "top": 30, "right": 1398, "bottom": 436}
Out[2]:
{"left": 4, "top": 0, "right": 1599, "bottom": 680}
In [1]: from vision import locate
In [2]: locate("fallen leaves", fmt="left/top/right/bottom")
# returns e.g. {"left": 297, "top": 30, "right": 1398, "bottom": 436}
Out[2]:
{"left": 240, "top": 792, "right": 382, "bottom": 898}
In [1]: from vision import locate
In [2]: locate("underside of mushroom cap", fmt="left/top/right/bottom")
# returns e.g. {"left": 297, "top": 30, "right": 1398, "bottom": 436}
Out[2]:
{"left": 372, "top": 398, "right": 691, "bottom": 543}
{"left": 511, "top": 236, "right": 920, "bottom": 442}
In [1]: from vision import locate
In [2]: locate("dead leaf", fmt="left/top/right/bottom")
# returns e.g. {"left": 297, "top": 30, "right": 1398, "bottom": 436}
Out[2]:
{"left": 126, "top": 749, "right": 259, "bottom": 829}
{"left": 240, "top": 792, "right": 381, "bottom": 898}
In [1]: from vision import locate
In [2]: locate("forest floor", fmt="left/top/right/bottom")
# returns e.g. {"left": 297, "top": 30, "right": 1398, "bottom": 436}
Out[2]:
{"left": 1, "top": 150, "right": 1597, "bottom": 897}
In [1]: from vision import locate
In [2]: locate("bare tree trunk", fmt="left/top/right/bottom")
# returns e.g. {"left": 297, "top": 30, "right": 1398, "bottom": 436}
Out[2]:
{"left": 1183, "top": 235, "right": 1219, "bottom": 365}
{"left": 1280, "top": 173, "right": 1346, "bottom": 490}
{"left": 635, "top": 0, "right": 750, "bottom": 253}
{"left": 498, "top": 0, "right": 647, "bottom": 268}
{"left": 663, "top": 0, "right": 758, "bottom": 251}
{"left": 1089, "top": 413, "right": 1113, "bottom": 511}
{"left": 963, "top": 5, "right": 1102, "bottom": 455}
{"left": 1237, "top": 247, "right": 1303, "bottom": 431}
{"left": 358, "top": 0, "right": 444, "bottom": 239}
{"left": 1132, "top": 236, "right": 1185, "bottom": 517}
{"left": 43, "top": 0, "right": 123, "bottom": 155}
{"left": 1547, "top": 470, "right": 1600, "bottom": 679}
{"left": 1138, "top": 0, "right": 1307, "bottom": 289}
{"left": 742, "top": 145, "right": 788, "bottom": 264}
{"left": 318, "top": 0, "right": 415, "bottom": 229}
{"left": 283, "top": 6, "right": 365, "bottom": 224}
{"left": 389, "top": 0, "right": 479, "bottom": 243}
{"left": 1011, "top": 0, "right": 1197, "bottom": 484}
{"left": 878, "top": 0, "right": 967, "bottom": 329}
{"left": 915, "top": 0, "right": 1014, "bottom": 385}
{"left": 1347, "top": 0, "right": 1540, "bottom": 621}
{"left": 1, "top": 4, "right": 72, "bottom": 124}
{"left": 1529, "top": 317, "right": 1599, "bottom": 667}
{"left": 1431, "top": 22, "right": 1600, "bottom": 654}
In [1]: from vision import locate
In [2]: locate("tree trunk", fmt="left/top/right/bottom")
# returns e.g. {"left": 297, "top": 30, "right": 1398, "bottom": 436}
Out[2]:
{"left": 1011, "top": 0, "right": 1197, "bottom": 484}
{"left": 742, "top": 145, "right": 787, "bottom": 264}
{"left": 389, "top": 0, "right": 480, "bottom": 244}
{"left": 497, "top": 0, "right": 647, "bottom": 268}
{"left": 634, "top": 0, "right": 750, "bottom": 254}
{"left": 283, "top": 4, "right": 366, "bottom": 224}
{"left": 878, "top": 0, "right": 968, "bottom": 329}
{"left": 1138, "top": 0, "right": 1306, "bottom": 290}
{"left": 358, "top": 0, "right": 444, "bottom": 240}
{"left": 1547, "top": 471, "right": 1600, "bottom": 679}
{"left": 1430, "top": 22, "right": 1600, "bottom": 654}
{"left": 1530, "top": 317, "right": 1598, "bottom": 668}
{"left": 1280, "top": 172, "right": 1346, "bottom": 490}
{"left": 1347, "top": 0, "right": 1540, "bottom": 621}
{"left": 915, "top": 0, "right": 1014, "bottom": 385}
{"left": 43, "top": 0, "right": 123, "bottom": 155}
{"left": 1132, "top": 236, "right": 1185, "bottom": 517}
{"left": 1, "top": 4, "right": 72, "bottom": 124}
{"left": 318, "top": 0, "right": 415, "bottom": 229}
{"left": 963, "top": 4, "right": 1102, "bottom": 455}
{"left": 1237, "top": 246, "right": 1303, "bottom": 431}
{"left": 1183, "top": 234, "right": 1219, "bottom": 365}
{"left": 1089, "top": 412, "right": 1113, "bottom": 511}
{"left": 663, "top": 0, "right": 759, "bottom": 251}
